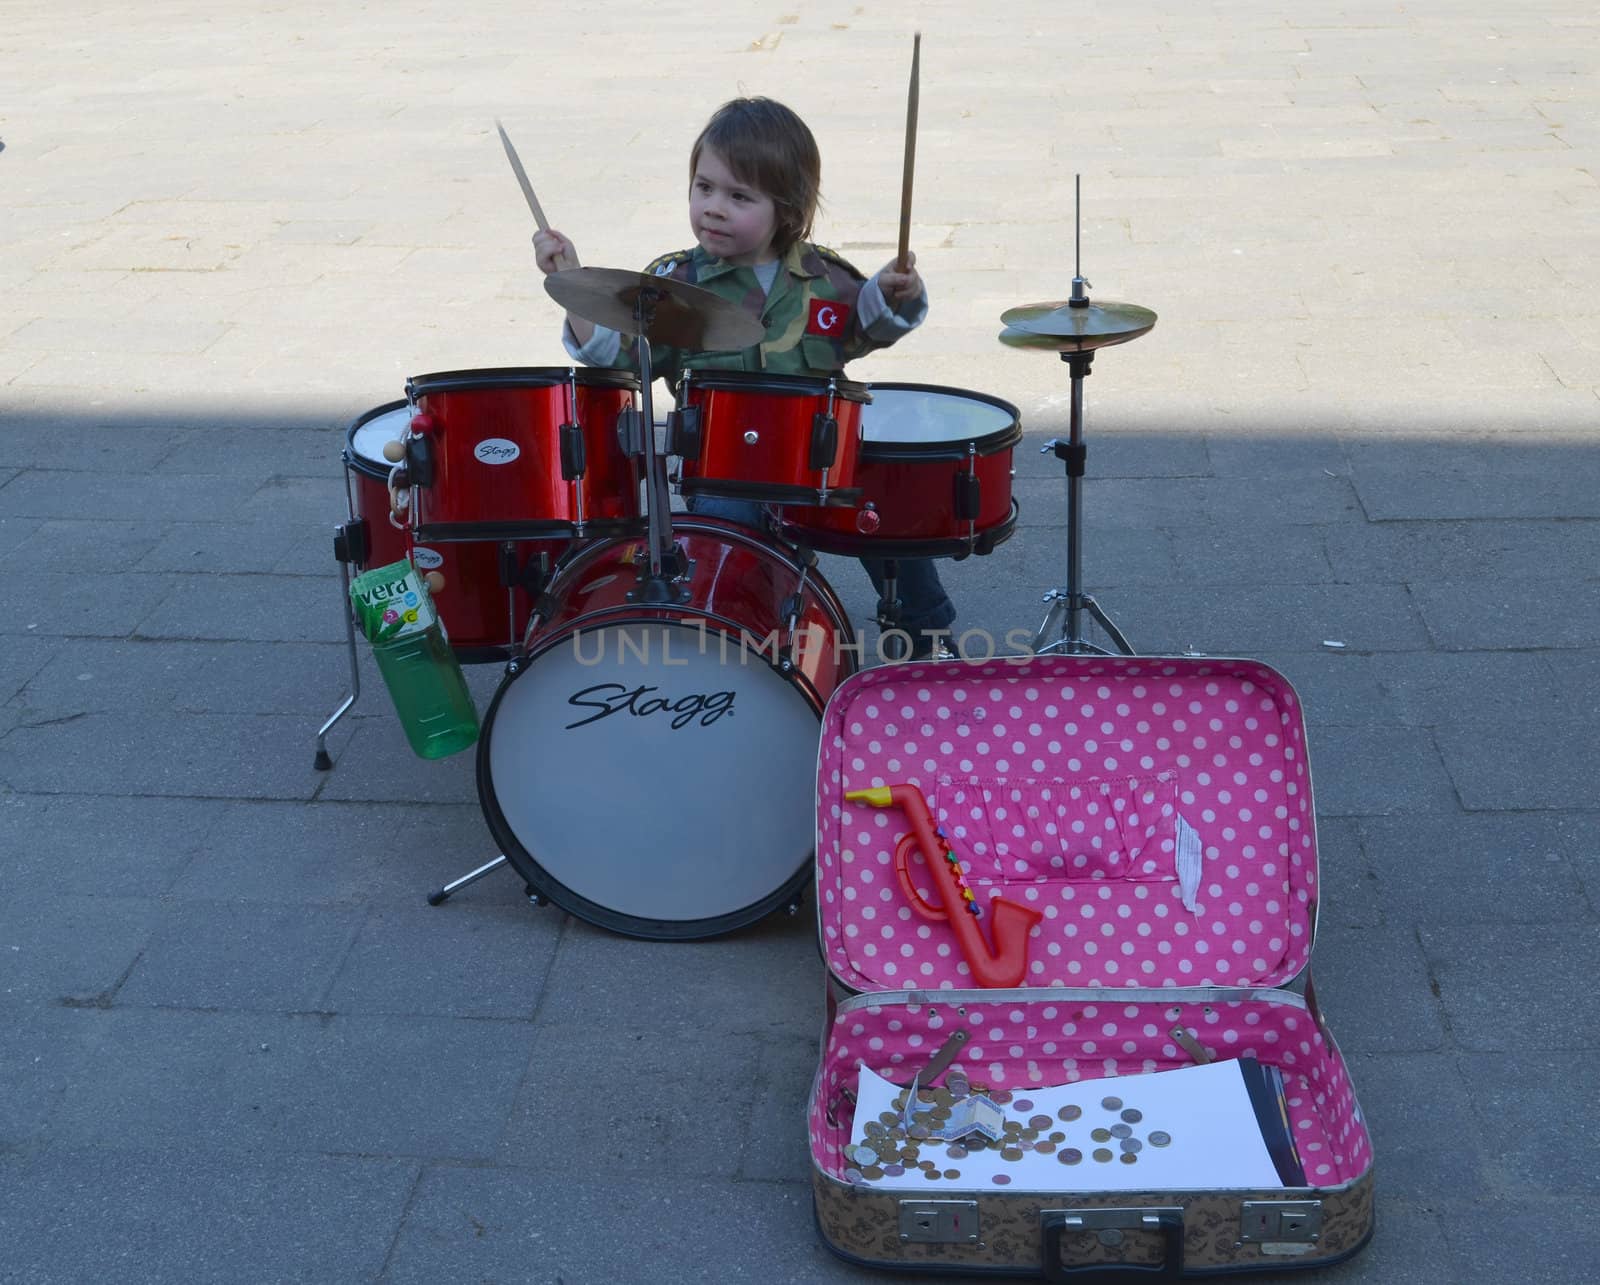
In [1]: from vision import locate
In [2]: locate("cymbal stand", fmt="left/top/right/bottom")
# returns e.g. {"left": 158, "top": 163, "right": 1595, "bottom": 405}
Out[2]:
{"left": 1033, "top": 347, "right": 1134, "bottom": 657}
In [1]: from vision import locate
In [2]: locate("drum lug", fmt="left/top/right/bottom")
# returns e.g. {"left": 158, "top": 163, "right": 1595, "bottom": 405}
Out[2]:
{"left": 332, "top": 519, "right": 370, "bottom": 567}
{"left": 809, "top": 411, "right": 839, "bottom": 470}
{"left": 615, "top": 408, "right": 646, "bottom": 458}
{"left": 665, "top": 405, "right": 702, "bottom": 459}
{"left": 405, "top": 434, "right": 437, "bottom": 488}
{"left": 558, "top": 423, "right": 587, "bottom": 480}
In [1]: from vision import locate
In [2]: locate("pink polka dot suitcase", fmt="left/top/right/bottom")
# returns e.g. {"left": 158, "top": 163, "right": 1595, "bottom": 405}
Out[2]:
{"left": 808, "top": 654, "right": 1374, "bottom": 1277}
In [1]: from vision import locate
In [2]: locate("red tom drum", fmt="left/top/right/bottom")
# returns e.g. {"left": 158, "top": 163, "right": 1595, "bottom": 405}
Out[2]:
{"left": 476, "top": 517, "right": 857, "bottom": 940}
{"left": 342, "top": 402, "right": 540, "bottom": 662}
{"left": 777, "top": 384, "right": 1022, "bottom": 558}
{"left": 404, "top": 367, "right": 643, "bottom": 542}
{"left": 670, "top": 369, "right": 868, "bottom": 507}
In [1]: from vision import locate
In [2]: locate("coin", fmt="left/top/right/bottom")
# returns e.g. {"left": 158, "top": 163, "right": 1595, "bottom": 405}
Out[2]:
{"left": 1120, "top": 1108, "right": 1143, "bottom": 1124}
{"left": 1014, "top": 1098, "right": 1034, "bottom": 1112}
{"left": 947, "top": 1146, "right": 968, "bottom": 1160}
{"left": 1092, "top": 1148, "right": 1113, "bottom": 1163}
{"left": 1058, "top": 1148, "right": 1084, "bottom": 1165}
{"left": 1035, "top": 1141, "right": 1057, "bottom": 1155}
{"left": 1148, "top": 1131, "right": 1172, "bottom": 1148}
{"left": 991, "top": 1090, "right": 1013, "bottom": 1105}
{"left": 992, "top": 1173, "right": 1011, "bottom": 1186}
{"left": 1110, "top": 1124, "right": 1133, "bottom": 1139}
{"left": 924, "top": 1168, "right": 941, "bottom": 1181}
{"left": 885, "top": 1164, "right": 905, "bottom": 1176}
{"left": 1091, "top": 1128, "right": 1112, "bottom": 1143}
{"left": 909, "top": 1125, "right": 931, "bottom": 1140}
{"left": 1029, "top": 1114, "right": 1053, "bottom": 1130}
{"left": 863, "top": 1165, "right": 885, "bottom": 1180}
{"left": 1121, "top": 1139, "right": 1143, "bottom": 1154}
{"left": 845, "top": 1167, "right": 865, "bottom": 1184}
{"left": 944, "top": 1168, "right": 961, "bottom": 1180}
{"left": 1058, "top": 1105, "right": 1083, "bottom": 1122}
{"left": 1101, "top": 1096, "right": 1123, "bottom": 1111}
{"left": 1001, "top": 1148, "right": 1024, "bottom": 1163}
{"left": 1049, "top": 1131, "right": 1066, "bottom": 1143}
{"left": 864, "top": 1122, "right": 887, "bottom": 1138}
{"left": 948, "top": 1072, "right": 970, "bottom": 1093}
{"left": 879, "top": 1111, "right": 899, "bottom": 1126}
{"left": 1120, "top": 1152, "right": 1138, "bottom": 1165}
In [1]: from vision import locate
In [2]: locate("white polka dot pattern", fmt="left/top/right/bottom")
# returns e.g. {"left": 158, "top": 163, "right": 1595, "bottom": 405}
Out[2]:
{"left": 807, "top": 993, "right": 1371, "bottom": 1188}
{"left": 816, "top": 657, "right": 1318, "bottom": 993}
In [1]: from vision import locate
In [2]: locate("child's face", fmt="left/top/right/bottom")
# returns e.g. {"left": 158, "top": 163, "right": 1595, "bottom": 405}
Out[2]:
{"left": 690, "top": 146, "right": 779, "bottom": 266}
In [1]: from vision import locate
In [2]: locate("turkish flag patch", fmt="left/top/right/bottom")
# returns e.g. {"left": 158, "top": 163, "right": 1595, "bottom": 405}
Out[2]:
{"left": 807, "top": 298, "right": 851, "bottom": 337}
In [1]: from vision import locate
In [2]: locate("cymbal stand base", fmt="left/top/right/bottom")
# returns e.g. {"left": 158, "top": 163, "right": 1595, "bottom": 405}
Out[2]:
{"left": 1032, "top": 349, "right": 1135, "bottom": 659}
{"left": 873, "top": 560, "right": 912, "bottom": 661}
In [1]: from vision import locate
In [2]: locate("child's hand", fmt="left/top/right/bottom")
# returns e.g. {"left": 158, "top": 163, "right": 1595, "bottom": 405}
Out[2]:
{"left": 534, "top": 229, "right": 581, "bottom": 275}
{"left": 876, "top": 251, "right": 922, "bottom": 309}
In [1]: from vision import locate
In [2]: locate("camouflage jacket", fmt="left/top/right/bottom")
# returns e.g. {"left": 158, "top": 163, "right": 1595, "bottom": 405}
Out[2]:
{"left": 574, "top": 240, "right": 924, "bottom": 390}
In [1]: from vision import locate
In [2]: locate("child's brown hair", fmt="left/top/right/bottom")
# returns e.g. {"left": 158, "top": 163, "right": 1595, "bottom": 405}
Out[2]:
{"left": 690, "top": 97, "right": 821, "bottom": 254}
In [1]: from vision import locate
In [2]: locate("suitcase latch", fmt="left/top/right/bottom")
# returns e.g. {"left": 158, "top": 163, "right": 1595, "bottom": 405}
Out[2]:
{"left": 1240, "top": 1200, "right": 1322, "bottom": 1244}
{"left": 899, "top": 1200, "right": 979, "bottom": 1245}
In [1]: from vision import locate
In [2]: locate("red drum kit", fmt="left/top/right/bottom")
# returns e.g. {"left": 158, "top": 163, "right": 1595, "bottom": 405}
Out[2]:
{"left": 318, "top": 178, "right": 1155, "bottom": 941}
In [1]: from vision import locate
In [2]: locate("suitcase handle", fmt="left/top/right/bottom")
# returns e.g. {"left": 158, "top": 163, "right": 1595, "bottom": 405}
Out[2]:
{"left": 1040, "top": 1208, "right": 1184, "bottom": 1281}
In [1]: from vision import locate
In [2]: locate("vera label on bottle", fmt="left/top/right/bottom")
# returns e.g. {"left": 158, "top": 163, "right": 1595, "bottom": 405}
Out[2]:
{"left": 349, "top": 559, "right": 439, "bottom": 643}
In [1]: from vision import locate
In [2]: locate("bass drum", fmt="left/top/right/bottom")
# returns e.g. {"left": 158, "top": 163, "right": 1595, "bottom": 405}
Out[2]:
{"left": 477, "top": 518, "right": 856, "bottom": 940}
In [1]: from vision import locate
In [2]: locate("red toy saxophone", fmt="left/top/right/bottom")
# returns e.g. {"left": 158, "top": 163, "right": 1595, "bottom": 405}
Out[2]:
{"left": 845, "top": 784, "right": 1042, "bottom": 988}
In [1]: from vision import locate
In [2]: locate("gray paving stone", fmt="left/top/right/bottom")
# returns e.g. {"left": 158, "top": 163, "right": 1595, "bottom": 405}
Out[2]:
{"left": 1359, "top": 812, "right": 1592, "bottom": 926}
{"left": 1313, "top": 816, "right": 1383, "bottom": 931}
{"left": 20, "top": 638, "right": 355, "bottom": 718}
{"left": 0, "top": 421, "right": 190, "bottom": 472}
{"left": 1170, "top": 523, "right": 1336, "bottom": 586}
{"left": 1304, "top": 725, "right": 1460, "bottom": 817}
{"left": 235, "top": 474, "right": 347, "bottom": 526}
{"left": 0, "top": 1007, "right": 103, "bottom": 1147}
{"left": 312, "top": 714, "right": 482, "bottom": 804}
{"left": 738, "top": 1034, "right": 821, "bottom": 1185}
{"left": 117, "top": 901, "right": 365, "bottom": 1011}
{"left": 1372, "top": 649, "right": 1565, "bottom": 727}
{"left": 535, "top": 911, "right": 824, "bottom": 1036}
{"left": 1325, "top": 519, "right": 1600, "bottom": 585}
{"left": 323, "top": 903, "right": 557, "bottom": 1019}
{"left": 1543, "top": 649, "right": 1600, "bottom": 724}
{"left": 1203, "top": 432, "right": 1353, "bottom": 479}
{"left": 385, "top": 1167, "right": 857, "bottom": 1285}
{"left": 0, "top": 571, "right": 177, "bottom": 638}
{"left": 1412, "top": 577, "right": 1600, "bottom": 650}
{"left": 0, "top": 792, "right": 226, "bottom": 896}
{"left": 158, "top": 424, "right": 350, "bottom": 478}
{"left": 1344, "top": 1052, "right": 1492, "bottom": 1201}
{"left": 1436, "top": 1199, "right": 1600, "bottom": 1285}
{"left": 0, "top": 894, "right": 163, "bottom": 1008}
{"left": 1018, "top": 429, "right": 1212, "bottom": 480}
{"left": 0, "top": 469, "right": 265, "bottom": 522}
{"left": 0, "top": 515, "right": 44, "bottom": 557}
{"left": 5, "top": 519, "right": 172, "bottom": 572}
{"left": 1435, "top": 717, "right": 1597, "bottom": 811}
{"left": 133, "top": 519, "right": 311, "bottom": 573}
{"left": 1457, "top": 1053, "right": 1600, "bottom": 1194}
{"left": 46, "top": 1008, "right": 535, "bottom": 1159}
{"left": 134, "top": 572, "right": 345, "bottom": 643}
{"left": 1348, "top": 437, "right": 1600, "bottom": 520}
{"left": 0, "top": 1146, "right": 416, "bottom": 1283}
{"left": 1308, "top": 928, "right": 1447, "bottom": 1054}
{"left": 0, "top": 711, "right": 354, "bottom": 799}
{"left": 0, "top": 634, "right": 53, "bottom": 702}
{"left": 1252, "top": 650, "right": 1398, "bottom": 728}
{"left": 1421, "top": 924, "right": 1600, "bottom": 1053}
{"left": 172, "top": 799, "right": 496, "bottom": 907}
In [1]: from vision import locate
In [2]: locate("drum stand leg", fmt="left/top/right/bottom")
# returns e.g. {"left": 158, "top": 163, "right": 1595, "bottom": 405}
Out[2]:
{"left": 875, "top": 559, "right": 912, "bottom": 661}
{"left": 427, "top": 854, "right": 551, "bottom": 908}
{"left": 1032, "top": 351, "right": 1134, "bottom": 657}
{"left": 313, "top": 558, "right": 362, "bottom": 770}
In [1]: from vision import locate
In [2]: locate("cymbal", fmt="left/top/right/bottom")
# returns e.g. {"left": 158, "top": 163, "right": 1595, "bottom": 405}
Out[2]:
{"left": 998, "top": 299, "right": 1157, "bottom": 351}
{"left": 545, "top": 266, "right": 765, "bottom": 350}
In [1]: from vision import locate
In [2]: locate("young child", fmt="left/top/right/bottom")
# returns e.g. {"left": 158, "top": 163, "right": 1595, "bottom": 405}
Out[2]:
{"left": 534, "top": 95, "right": 956, "bottom": 659}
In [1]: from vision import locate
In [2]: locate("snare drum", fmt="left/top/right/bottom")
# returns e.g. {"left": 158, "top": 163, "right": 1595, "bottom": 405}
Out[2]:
{"left": 778, "top": 384, "right": 1022, "bottom": 558}
{"left": 476, "top": 517, "right": 856, "bottom": 940}
{"left": 404, "top": 367, "right": 643, "bottom": 541}
{"left": 671, "top": 369, "right": 868, "bottom": 507}
{"left": 341, "top": 402, "right": 538, "bottom": 662}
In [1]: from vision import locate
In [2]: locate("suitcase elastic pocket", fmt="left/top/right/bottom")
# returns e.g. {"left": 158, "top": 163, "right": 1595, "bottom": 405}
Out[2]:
{"left": 938, "top": 771, "right": 1181, "bottom": 887}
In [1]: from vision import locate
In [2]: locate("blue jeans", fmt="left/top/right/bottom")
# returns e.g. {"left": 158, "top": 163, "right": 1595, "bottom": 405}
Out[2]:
{"left": 684, "top": 494, "right": 956, "bottom": 632}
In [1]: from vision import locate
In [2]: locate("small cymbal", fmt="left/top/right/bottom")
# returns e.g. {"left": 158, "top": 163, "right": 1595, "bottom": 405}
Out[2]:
{"left": 545, "top": 266, "right": 765, "bottom": 350}
{"left": 998, "top": 299, "right": 1157, "bottom": 351}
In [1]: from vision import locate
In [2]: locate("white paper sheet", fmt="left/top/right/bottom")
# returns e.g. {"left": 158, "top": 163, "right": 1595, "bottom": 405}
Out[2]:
{"left": 847, "top": 1060, "right": 1284, "bottom": 1192}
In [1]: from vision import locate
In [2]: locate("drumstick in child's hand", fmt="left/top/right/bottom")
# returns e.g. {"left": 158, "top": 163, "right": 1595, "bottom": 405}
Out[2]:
{"left": 496, "top": 118, "right": 551, "bottom": 233}
{"left": 896, "top": 32, "right": 921, "bottom": 273}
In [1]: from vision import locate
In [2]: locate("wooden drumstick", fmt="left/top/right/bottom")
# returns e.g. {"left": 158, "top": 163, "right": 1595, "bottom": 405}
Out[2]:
{"left": 496, "top": 118, "right": 550, "bottom": 233}
{"left": 896, "top": 32, "right": 921, "bottom": 273}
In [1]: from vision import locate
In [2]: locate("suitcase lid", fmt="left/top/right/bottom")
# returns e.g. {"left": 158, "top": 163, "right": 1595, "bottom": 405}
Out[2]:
{"left": 815, "top": 654, "right": 1319, "bottom": 995}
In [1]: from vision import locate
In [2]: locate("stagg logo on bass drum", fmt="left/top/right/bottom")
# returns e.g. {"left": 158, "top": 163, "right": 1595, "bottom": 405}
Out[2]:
{"left": 565, "top": 683, "right": 735, "bottom": 731}
{"left": 474, "top": 438, "right": 521, "bottom": 465}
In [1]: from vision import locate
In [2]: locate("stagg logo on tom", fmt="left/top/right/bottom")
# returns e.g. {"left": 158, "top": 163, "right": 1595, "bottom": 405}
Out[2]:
{"left": 474, "top": 438, "right": 521, "bottom": 465}
{"left": 565, "top": 683, "right": 735, "bottom": 731}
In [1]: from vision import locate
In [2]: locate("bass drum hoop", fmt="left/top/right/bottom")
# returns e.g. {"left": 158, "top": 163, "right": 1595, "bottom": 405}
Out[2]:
{"left": 476, "top": 520, "right": 853, "bottom": 941}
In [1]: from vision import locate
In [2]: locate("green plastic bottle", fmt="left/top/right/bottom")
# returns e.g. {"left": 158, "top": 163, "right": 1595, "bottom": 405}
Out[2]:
{"left": 350, "top": 560, "right": 479, "bottom": 759}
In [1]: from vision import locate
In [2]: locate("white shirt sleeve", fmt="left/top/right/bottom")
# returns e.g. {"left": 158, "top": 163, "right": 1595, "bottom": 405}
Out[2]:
{"left": 857, "top": 273, "right": 929, "bottom": 341}
{"left": 562, "top": 319, "right": 623, "bottom": 367}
